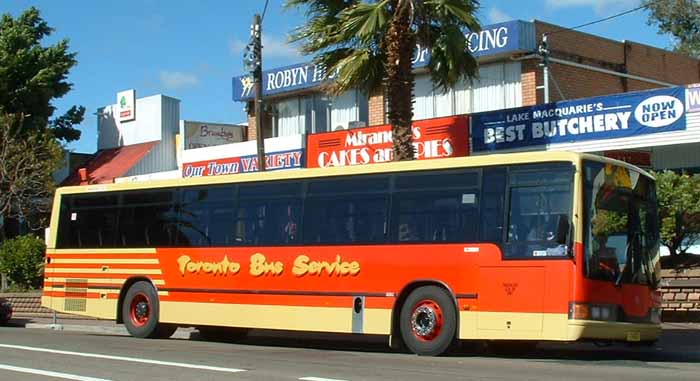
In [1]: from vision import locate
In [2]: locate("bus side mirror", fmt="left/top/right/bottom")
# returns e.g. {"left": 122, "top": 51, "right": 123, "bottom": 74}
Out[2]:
{"left": 555, "top": 214, "right": 570, "bottom": 245}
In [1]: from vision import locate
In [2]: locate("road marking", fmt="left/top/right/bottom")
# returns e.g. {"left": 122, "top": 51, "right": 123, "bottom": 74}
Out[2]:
{"left": 0, "top": 344, "right": 246, "bottom": 374}
{"left": 300, "top": 377, "right": 349, "bottom": 381}
{"left": 0, "top": 363, "right": 112, "bottom": 381}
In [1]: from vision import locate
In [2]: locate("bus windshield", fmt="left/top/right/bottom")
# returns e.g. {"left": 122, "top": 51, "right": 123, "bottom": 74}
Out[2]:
{"left": 583, "top": 161, "right": 661, "bottom": 288}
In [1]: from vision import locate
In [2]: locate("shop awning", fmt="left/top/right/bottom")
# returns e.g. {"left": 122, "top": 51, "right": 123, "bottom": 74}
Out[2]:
{"left": 61, "top": 141, "right": 159, "bottom": 186}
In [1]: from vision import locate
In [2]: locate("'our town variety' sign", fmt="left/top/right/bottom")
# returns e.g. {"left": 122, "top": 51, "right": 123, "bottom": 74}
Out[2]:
{"left": 182, "top": 149, "right": 304, "bottom": 177}
{"left": 306, "top": 116, "right": 469, "bottom": 168}
{"left": 471, "top": 86, "right": 688, "bottom": 152}
{"left": 232, "top": 20, "right": 534, "bottom": 102}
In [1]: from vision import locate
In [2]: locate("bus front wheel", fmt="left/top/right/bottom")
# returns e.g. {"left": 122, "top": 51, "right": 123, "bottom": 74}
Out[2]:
{"left": 399, "top": 286, "right": 457, "bottom": 356}
{"left": 122, "top": 281, "right": 176, "bottom": 339}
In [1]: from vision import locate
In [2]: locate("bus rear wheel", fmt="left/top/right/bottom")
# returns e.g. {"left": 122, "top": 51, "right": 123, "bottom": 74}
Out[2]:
{"left": 399, "top": 286, "right": 456, "bottom": 356}
{"left": 122, "top": 281, "right": 175, "bottom": 339}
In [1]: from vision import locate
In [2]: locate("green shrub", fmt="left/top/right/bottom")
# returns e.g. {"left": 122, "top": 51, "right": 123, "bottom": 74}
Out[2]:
{"left": 0, "top": 234, "right": 45, "bottom": 290}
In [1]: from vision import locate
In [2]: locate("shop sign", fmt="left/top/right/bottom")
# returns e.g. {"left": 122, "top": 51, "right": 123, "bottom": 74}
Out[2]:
{"left": 233, "top": 20, "right": 534, "bottom": 102}
{"left": 117, "top": 89, "right": 136, "bottom": 122}
{"left": 472, "top": 86, "right": 687, "bottom": 152}
{"left": 688, "top": 84, "right": 700, "bottom": 113}
{"left": 182, "top": 149, "right": 303, "bottom": 177}
{"left": 604, "top": 150, "right": 651, "bottom": 167}
{"left": 184, "top": 121, "right": 244, "bottom": 149}
{"left": 306, "top": 116, "right": 469, "bottom": 168}
{"left": 412, "top": 20, "right": 534, "bottom": 67}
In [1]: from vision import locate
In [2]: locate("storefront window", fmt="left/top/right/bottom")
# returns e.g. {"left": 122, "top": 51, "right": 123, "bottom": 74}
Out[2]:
{"left": 273, "top": 90, "right": 368, "bottom": 137}
{"left": 413, "top": 62, "right": 522, "bottom": 120}
{"left": 276, "top": 98, "right": 306, "bottom": 136}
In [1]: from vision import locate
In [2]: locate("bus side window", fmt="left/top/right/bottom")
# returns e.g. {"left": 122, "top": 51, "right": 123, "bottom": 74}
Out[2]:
{"left": 303, "top": 196, "right": 387, "bottom": 244}
{"left": 62, "top": 195, "right": 120, "bottom": 249}
{"left": 480, "top": 168, "right": 506, "bottom": 243}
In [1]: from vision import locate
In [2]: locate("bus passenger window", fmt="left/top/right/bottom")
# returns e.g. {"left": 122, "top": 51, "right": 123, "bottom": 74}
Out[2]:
{"left": 480, "top": 168, "right": 506, "bottom": 243}
{"left": 303, "top": 196, "right": 387, "bottom": 244}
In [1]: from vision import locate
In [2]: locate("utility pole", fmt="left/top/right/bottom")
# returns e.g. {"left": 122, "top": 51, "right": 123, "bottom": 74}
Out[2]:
{"left": 539, "top": 34, "right": 550, "bottom": 103}
{"left": 252, "top": 14, "right": 266, "bottom": 171}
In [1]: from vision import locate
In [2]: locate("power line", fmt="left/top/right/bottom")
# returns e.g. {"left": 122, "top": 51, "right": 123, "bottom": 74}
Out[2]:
{"left": 546, "top": 4, "right": 648, "bottom": 36}
{"left": 261, "top": 0, "right": 270, "bottom": 23}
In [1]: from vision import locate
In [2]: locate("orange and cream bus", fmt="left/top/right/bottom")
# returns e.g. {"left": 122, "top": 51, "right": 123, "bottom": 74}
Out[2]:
{"left": 42, "top": 151, "right": 662, "bottom": 356}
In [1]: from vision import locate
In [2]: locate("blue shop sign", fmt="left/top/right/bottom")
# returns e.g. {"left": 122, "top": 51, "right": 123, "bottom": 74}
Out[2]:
{"left": 471, "top": 87, "right": 687, "bottom": 153}
{"left": 412, "top": 20, "right": 535, "bottom": 68}
{"left": 233, "top": 20, "right": 535, "bottom": 102}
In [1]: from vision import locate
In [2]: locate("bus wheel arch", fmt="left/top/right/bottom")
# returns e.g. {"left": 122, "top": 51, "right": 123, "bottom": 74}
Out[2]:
{"left": 392, "top": 281, "right": 459, "bottom": 356}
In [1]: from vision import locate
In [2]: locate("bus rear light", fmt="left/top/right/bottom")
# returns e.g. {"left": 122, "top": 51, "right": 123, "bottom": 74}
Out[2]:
{"left": 569, "top": 303, "right": 590, "bottom": 320}
{"left": 569, "top": 302, "right": 619, "bottom": 321}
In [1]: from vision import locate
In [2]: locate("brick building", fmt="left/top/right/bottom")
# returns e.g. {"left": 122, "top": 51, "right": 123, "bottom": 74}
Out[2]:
{"left": 233, "top": 19, "right": 699, "bottom": 146}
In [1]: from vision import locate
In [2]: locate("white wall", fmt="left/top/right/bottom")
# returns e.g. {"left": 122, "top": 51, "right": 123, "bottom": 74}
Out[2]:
{"left": 182, "top": 134, "right": 304, "bottom": 164}
{"left": 114, "top": 170, "right": 182, "bottom": 183}
{"left": 126, "top": 96, "right": 180, "bottom": 175}
{"left": 97, "top": 94, "right": 170, "bottom": 150}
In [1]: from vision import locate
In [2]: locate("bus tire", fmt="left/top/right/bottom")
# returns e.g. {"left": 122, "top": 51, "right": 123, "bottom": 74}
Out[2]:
{"left": 122, "top": 281, "right": 168, "bottom": 339}
{"left": 399, "top": 285, "right": 457, "bottom": 356}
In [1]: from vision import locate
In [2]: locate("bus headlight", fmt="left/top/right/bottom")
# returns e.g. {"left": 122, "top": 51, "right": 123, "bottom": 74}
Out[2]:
{"left": 569, "top": 302, "right": 618, "bottom": 321}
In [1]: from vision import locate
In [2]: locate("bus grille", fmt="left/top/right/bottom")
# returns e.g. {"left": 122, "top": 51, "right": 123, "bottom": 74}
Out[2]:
{"left": 64, "top": 279, "right": 88, "bottom": 312}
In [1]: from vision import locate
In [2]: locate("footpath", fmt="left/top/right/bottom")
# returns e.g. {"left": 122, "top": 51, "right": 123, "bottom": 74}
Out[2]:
{"left": 5, "top": 314, "right": 700, "bottom": 350}
{"left": 5, "top": 315, "right": 196, "bottom": 340}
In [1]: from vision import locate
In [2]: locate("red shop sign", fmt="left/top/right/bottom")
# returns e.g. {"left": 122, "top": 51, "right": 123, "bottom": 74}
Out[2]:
{"left": 306, "top": 115, "right": 469, "bottom": 168}
{"left": 604, "top": 150, "right": 651, "bottom": 167}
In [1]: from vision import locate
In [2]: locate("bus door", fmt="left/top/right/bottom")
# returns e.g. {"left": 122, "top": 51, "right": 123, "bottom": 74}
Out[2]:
{"left": 476, "top": 254, "right": 546, "bottom": 338}
{"left": 475, "top": 164, "right": 573, "bottom": 339}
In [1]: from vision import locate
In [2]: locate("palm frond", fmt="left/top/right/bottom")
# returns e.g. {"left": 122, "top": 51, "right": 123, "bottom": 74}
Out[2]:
{"left": 336, "top": 0, "right": 390, "bottom": 44}
{"left": 315, "top": 48, "right": 385, "bottom": 95}
{"left": 428, "top": 23, "right": 478, "bottom": 92}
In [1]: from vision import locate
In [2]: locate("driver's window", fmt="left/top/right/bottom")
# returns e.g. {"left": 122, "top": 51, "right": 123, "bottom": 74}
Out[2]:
{"left": 504, "top": 164, "right": 573, "bottom": 259}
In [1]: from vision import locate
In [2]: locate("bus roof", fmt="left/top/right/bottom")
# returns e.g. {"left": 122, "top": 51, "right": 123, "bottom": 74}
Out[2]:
{"left": 55, "top": 151, "right": 652, "bottom": 196}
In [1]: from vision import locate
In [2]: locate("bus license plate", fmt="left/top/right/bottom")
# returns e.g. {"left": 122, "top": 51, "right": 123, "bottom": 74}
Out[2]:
{"left": 626, "top": 331, "right": 641, "bottom": 342}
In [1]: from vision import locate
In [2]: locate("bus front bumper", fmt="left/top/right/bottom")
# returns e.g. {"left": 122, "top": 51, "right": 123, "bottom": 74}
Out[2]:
{"left": 567, "top": 319, "right": 661, "bottom": 342}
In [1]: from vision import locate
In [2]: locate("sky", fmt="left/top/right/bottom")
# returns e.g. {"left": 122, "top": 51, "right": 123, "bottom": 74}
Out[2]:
{"left": 1, "top": 0, "right": 677, "bottom": 153}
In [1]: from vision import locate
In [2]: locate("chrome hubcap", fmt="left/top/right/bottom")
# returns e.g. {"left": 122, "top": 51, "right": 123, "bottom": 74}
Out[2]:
{"left": 412, "top": 305, "right": 437, "bottom": 337}
{"left": 135, "top": 302, "right": 148, "bottom": 320}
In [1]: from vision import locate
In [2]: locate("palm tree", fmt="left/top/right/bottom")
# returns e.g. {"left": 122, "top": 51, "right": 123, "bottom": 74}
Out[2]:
{"left": 287, "top": 0, "right": 480, "bottom": 160}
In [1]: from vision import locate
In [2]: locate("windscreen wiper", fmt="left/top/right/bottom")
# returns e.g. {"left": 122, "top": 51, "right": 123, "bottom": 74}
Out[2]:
{"left": 615, "top": 241, "right": 633, "bottom": 287}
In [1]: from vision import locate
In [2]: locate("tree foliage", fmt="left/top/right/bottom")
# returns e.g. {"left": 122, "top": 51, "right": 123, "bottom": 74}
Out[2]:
{"left": 286, "top": 0, "right": 480, "bottom": 160}
{"left": 0, "top": 112, "right": 64, "bottom": 231}
{"left": 655, "top": 170, "right": 700, "bottom": 255}
{"left": 644, "top": 0, "right": 700, "bottom": 58}
{"left": 0, "top": 7, "right": 84, "bottom": 142}
{"left": 0, "top": 234, "right": 46, "bottom": 290}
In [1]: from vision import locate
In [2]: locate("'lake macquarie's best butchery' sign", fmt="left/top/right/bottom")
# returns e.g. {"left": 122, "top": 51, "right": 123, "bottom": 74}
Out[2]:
{"left": 471, "top": 86, "right": 687, "bottom": 152}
